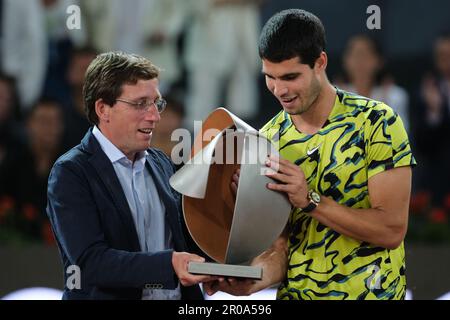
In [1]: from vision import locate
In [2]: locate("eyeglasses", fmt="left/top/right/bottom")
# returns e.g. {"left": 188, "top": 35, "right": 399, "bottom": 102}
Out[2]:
{"left": 116, "top": 97, "right": 167, "bottom": 113}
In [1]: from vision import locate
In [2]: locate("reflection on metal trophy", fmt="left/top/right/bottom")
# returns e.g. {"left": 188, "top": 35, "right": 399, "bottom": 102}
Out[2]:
{"left": 169, "top": 108, "right": 291, "bottom": 279}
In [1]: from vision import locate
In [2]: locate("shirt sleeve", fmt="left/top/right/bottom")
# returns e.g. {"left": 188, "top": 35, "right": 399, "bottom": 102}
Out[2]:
{"left": 365, "top": 103, "right": 417, "bottom": 180}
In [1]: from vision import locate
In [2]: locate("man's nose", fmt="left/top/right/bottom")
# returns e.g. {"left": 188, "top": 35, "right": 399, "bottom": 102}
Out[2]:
{"left": 144, "top": 105, "right": 161, "bottom": 121}
{"left": 273, "top": 81, "right": 288, "bottom": 97}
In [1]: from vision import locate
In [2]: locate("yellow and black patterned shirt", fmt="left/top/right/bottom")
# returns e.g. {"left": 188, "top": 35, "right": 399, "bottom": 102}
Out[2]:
{"left": 260, "top": 88, "right": 416, "bottom": 300}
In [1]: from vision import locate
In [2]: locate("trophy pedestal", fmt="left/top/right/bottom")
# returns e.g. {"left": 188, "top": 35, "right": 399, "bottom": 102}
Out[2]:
{"left": 188, "top": 262, "right": 262, "bottom": 280}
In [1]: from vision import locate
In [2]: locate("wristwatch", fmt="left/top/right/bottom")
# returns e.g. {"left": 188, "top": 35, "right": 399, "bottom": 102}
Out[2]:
{"left": 301, "top": 190, "right": 321, "bottom": 213}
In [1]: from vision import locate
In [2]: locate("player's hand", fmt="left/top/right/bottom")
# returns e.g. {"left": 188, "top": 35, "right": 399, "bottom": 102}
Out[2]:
{"left": 264, "top": 155, "right": 309, "bottom": 209}
{"left": 230, "top": 168, "right": 240, "bottom": 196}
{"left": 203, "top": 277, "right": 257, "bottom": 296}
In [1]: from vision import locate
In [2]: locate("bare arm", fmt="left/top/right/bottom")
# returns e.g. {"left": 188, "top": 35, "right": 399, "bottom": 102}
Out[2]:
{"left": 250, "top": 227, "right": 289, "bottom": 291}
{"left": 266, "top": 156, "right": 411, "bottom": 249}
{"left": 309, "top": 167, "right": 410, "bottom": 248}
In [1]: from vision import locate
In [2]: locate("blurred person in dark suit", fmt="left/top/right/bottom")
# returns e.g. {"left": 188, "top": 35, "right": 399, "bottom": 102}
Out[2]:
{"left": 415, "top": 33, "right": 450, "bottom": 206}
{"left": 0, "top": 73, "right": 24, "bottom": 200}
{"left": 7, "top": 98, "right": 65, "bottom": 243}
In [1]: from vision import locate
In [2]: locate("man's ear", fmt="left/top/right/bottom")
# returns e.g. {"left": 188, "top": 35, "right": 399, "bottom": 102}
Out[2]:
{"left": 95, "top": 99, "right": 111, "bottom": 124}
{"left": 315, "top": 51, "right": 328, "bottom": 72}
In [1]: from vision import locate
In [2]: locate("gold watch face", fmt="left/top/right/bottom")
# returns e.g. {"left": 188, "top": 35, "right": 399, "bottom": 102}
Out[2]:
{"left": 309, "top": 191, "right": 321, "bottom": 204}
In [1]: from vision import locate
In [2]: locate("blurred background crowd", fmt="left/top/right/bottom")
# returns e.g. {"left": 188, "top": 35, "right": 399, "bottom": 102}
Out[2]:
{"left": 0, "top": 0, "right": 449, "bottom": 247}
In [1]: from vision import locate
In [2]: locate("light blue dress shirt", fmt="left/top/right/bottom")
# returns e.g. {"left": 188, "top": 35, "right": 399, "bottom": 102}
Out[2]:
{"left": 93, "top": 126, "right": 181, "bottom": 300}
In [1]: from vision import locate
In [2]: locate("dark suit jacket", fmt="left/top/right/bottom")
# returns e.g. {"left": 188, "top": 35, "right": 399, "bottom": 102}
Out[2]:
{"left": 46, "top": 129, "right": 203, "bottom": 300}
{"left": 414, "top": 78, "right": 450, "bottom": 156}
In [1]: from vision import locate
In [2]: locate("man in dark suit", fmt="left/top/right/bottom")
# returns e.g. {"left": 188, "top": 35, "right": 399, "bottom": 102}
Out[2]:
{"left": 46, "top": 51, "right": 214, "bottom": 300}
{"left": 415, "top": 33, "right": 450, "bottom": 206}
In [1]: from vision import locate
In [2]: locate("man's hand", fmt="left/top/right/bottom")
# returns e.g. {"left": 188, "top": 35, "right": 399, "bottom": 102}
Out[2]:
{"left": 230, "top": 168, "right": 240, "bottom": 195}
{"left": 203, "top": 277, "right": 257, "bottom": 296}
{"left": 265, "top": 155, "right": 309, "bottom": 209}
{"left": 172, "top": 252, "right": 218, "bottom": 286}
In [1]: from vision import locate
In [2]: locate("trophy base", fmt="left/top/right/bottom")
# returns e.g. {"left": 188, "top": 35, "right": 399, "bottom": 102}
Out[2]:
{"left": 188, "top": 261, "right": 262, "bottom": 280}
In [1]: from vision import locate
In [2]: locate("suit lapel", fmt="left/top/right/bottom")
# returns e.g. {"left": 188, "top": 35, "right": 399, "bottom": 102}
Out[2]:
{"left": 83, "top": 131, "right": 141, "bottom": 250}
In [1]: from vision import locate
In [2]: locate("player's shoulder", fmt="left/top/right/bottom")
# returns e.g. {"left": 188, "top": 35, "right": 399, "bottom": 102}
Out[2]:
{"left": 259, "top": 110, "right": 294, "bottom": 140}
{"left": 336, "top": 88, "right": 397, "bottom": 123}
{"left": 260, "top": 110, "right": 286, "bottom": 132}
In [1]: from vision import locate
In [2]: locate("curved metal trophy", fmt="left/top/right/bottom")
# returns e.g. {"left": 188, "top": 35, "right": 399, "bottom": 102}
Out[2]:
{"left": 169, "top": 108, "right": 291, "bottom": 279}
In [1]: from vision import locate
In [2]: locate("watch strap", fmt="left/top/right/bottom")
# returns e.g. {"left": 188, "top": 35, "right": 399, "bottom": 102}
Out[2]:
{"left": 301, "top": 201, "right": 317, "bottom": 213}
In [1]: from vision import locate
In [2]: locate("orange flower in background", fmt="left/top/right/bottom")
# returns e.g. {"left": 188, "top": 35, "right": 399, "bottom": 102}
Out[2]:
{"left": 444, "top": 193, "right": 450, "bottom": 210}
{"left": 42, "top": 221, "right": 56, "bottom": 245}
{"left": 429, "top": 207, "right": 448, "bottom": 224}
{"left": 23, "top": 204, "right": 38, "bottom": 221}
{"left": 410, "top": 191, "right": 431, "bottom": 214}
{"left": 0, "top": 196, "right": 15, "bottom": 225}
{"left": 0, "top": 195, "right": 15, "bottom": 217}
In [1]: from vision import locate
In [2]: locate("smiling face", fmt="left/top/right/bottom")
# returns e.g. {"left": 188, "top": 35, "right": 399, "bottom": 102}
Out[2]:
{"left": 97, "top": 78, "right": 161, "bottom": 160}
{"left": 262, "top": 56, "right": 323, "bottom": 115}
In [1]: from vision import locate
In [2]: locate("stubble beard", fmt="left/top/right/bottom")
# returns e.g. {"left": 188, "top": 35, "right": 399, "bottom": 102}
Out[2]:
{"left": 289, "top": 76, "right": 322, "bottom": 116}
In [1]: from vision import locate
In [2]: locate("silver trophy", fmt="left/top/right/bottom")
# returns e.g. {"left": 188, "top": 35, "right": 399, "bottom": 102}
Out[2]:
{"left": 169, "top": 108, "right": 291, "bottom": 279}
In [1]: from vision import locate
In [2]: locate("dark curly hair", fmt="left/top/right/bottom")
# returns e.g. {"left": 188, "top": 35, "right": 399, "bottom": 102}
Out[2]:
{"left": 259, "top": 9, "right": 326, "bottom": 68}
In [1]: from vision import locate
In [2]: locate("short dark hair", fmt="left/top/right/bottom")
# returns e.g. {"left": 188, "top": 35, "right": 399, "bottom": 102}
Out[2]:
{"left": 83, "top": 51, "right": 160, "bottom": 125}
{"left": 26, "top": 97, "right": 62, "bottom": 120}
{"left": 344, "top": 34, "right": 384, "bottom": 59}
{"left": 259, "top": 9, "right": 326, "bottom": 68}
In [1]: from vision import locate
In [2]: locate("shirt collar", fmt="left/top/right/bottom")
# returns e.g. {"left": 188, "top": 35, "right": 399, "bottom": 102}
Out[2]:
{"left": 92, "top": 126, "right": 148, "bottom": 165}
